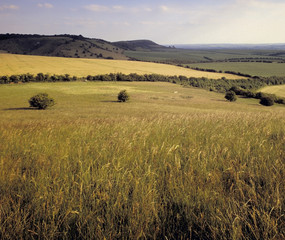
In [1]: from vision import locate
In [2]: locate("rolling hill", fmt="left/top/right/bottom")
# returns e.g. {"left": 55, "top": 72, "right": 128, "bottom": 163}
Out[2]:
{"left": 112, "top": 39, "right": 167, "bottom": 51}
{"left": 0, "top": 34, "right": 169, "bottom": 60}
{"left": 0, "top": 34, "right": 128, "bottom": 60}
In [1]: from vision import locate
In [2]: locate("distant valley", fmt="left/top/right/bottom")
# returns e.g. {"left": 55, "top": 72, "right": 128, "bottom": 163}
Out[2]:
{"left": 173, "top": 43, "right": 285, "bottom": 50}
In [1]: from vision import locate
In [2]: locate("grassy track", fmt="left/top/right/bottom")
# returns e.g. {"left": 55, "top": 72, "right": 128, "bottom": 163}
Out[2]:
{"left": 260, "top": 84, "right": 285, "bottom": 97}
{"left": 0, "top": 81, "right": 285, "bottom": 239}
{"left": 0, "top": 53, "right": 242, "bottom": 79}
{"left": 187, "top": 62, "right": 285, "bottom": 77}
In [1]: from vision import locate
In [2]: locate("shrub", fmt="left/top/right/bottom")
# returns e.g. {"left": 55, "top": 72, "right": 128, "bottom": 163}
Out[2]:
{"left": 260, "top": 96, "right": 274, "bottom": 106}
{"left": 275, "top": 97, "right": 285, "bottom": 104}
{"left": 29, "top": 93, "right": 55, "bottom": 109}
{"left": 255, "top": 92, "right": 268, "bottom": 99}
{"left": 225, "top": 91, "right": 237, "bottom": 102}
{"left": 244, "top": 90, "right": 256, "bottom": 98}
{"left": 118, "top": 90, "right": 130, "bottom": 102}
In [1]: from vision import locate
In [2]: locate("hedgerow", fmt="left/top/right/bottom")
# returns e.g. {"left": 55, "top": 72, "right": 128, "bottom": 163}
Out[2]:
{"left": 229, "top": 86, "right": 285, "bottom": 105}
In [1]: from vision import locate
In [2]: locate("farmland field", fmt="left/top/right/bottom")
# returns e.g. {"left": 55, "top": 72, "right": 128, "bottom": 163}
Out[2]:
{"left": 186, "top": 62, "right": 285, "bottom": 77}
{"left": 125, "top": 49, "right": 285, "bottom": 64}
{"left": 260, "top": 84, "right": 285, "bottom": 97}
{"left": 0, "top": 53, "right": 241, "bottom": 79}
{"left": 0, "top": 81, "right": 285, "bottom": 239}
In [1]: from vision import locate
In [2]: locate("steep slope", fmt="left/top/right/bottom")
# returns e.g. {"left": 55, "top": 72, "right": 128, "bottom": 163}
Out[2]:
{"left": 0, "top": 34, "right": 128, "bottom": 60}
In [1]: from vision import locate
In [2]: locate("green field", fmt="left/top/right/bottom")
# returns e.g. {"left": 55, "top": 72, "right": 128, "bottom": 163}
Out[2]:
{"left": 0, "top": 81, "right": 285, "bottom": 239}
{"left": 125, "top": 49, "right": 285, "bottom": 64}
{"left": 125, "top": 48, "right": 285, "bottom": 78}
{"left": 187, "top": 62, "right": 285, "bottom": 77}
{"left": 261, "top": 84, "right": 285, "bottom": 97}
{"left": 0, "top": 53, "right": 242, "bottom": 79}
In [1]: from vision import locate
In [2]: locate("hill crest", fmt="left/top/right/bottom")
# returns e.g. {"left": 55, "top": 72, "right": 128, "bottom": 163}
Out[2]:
{"left": 112, "top": 39, "right": 167, "bottom": 51}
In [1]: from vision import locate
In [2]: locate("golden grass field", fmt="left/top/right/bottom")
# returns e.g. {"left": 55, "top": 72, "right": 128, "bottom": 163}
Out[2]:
{"left": 0, "top": 81, "right": 285, "bottom": 239}
{"left": 0, "top": 53, "right": 243, "bottom": 79}
{"left": 260, "top": 85, "right": 285, "bottom": 98}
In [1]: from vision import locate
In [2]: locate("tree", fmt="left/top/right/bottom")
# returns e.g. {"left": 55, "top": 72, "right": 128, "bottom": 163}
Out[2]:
{"left": 118, "top": 90, "right": 130, "bottom": 102}
{"left": 29, "top": 93, "right": 55, "bottom": 109}
{"left": 225, "top": 91, "right": 237, "bottom": 102}
{"left": 260, "top": 96, "right": 274, "bottom": 106}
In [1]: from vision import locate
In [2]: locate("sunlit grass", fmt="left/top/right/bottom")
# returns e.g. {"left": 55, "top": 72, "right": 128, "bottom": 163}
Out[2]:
{"left": 260, "top": 84, "right": 285, "bottom": 97}
{"left": 0, "top": 53, "right": 242, "bottom": 79}
{"left": 187, "top": 62, "right": 285, "bottom": 77}
{"left": 0, "top": 82, "right": 284, "bottom": 239}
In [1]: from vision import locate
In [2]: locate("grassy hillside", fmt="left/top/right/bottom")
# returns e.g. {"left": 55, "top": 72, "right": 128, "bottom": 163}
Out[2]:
{"left": 0, "top": 81, "right": 284, "bottom": 239}
{"left": 0, "top": 34, "right": 127, "bottom": 60}
{"left": 0, "top": 53, "right": 243, "bottom": 79}
{"left": 186, "top": 62, "right": 285, "bottom": 77}
{"left": 112, "top": 39, "right": 167, "bottom": 51}
{"left": 260, "top": 85, "right": 285, "bottom": 97}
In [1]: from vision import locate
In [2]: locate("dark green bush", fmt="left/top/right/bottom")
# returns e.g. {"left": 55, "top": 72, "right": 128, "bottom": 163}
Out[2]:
{"left": 225, "top": 91, "right": 237, "bottom": 102}
{"left": 260, "top": 96, "right": 274, "bottom": 106}
{"left": 275, "top": 98, "right": 285, "bottom": 104}
{"left": 29, "top": 93, "right": 55, "bottom": 109}
{"left": 118, "top": 90, "right": 130, "bottom": 102}
{"left": 255, "top": 92, "right": 268, "bottom": 99}
{"left": 244, "top": 90, "right": 256, "bottom": 98}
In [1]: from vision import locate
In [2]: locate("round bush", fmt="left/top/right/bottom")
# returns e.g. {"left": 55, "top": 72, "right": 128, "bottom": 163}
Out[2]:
{"left": 260, "top": 96, "right": 274, "bottom": 106}
{"left": 118, "top": 90, "right": 130, "bottom": 102}
{"left": 29, "top": 93, "right": 55, "bottom": 109}
{"left": 225, "top": 91, "right": 237, "bottom": 102}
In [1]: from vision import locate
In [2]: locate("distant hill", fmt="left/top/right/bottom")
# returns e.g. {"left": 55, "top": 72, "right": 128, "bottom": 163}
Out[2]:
{"left": 174, "top": 43, "right": 285, "bottom": 50}
{"left": 112, "top": 40, "right": 167, "bottom": 51}
{"left": 0, "top": 34, "right": 128, "bottom": 60}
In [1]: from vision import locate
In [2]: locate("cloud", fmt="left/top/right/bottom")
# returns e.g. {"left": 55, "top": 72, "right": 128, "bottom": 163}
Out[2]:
{"left": 236, "top": 0, "right": 285, "bottom": 8}
{"left": 0, "top": 5, "right": 19, "bottom": 11}
{"left": 160, "top": 6, "right": 169, "bottom": 12}
{"left": 112, "top": 6, "right": 124, "bottom": 11}
{"left": 84, "top": 4, "right": 110, "bottom": 12}
{"left": 84, "top": 4, "right": 153, "bottom": 13}
{"left": 37, "top": 3, "right": 54, "bottom": 9}
{"left": 140, "top": 21, "right": 164, "bottom": 26}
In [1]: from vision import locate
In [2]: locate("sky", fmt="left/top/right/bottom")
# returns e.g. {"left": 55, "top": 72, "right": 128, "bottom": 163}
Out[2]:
{"left": 0, "top": 0, "right": 284, "bottom": 44}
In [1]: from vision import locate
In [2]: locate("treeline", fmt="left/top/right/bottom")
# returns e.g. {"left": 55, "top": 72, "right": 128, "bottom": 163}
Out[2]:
{"left": 85, "top": 73, "right": 285, "bottom": 93}
{"left": 188, "top": 66, "right": 254, "bottom": 78}
{"left": 229, "top": 86, "right": 285, "bottom": 105}
{"left": 190, "top": 67, "right": 222, "bottom": 73}
{"left": 0, "top": 33, "right": 86, "bottom": 41}
{"left": 0, "top": 73, "right": 77, "bottom": 84}
{"left": 224, "top": 71, "right": 253, "bottom": 78}
{"left": 1, "top": 73, "right": 285, "bottom": 94}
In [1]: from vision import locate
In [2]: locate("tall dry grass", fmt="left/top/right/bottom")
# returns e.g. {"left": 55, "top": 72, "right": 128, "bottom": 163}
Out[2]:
{"left": 0, "top": 112, "right": 284, "bottom": 239}
{"left": 0, "top": 82, "right": 284, "bottom": 239}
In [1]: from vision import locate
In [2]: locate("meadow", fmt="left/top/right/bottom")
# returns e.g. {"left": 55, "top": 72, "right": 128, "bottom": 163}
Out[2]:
{"left": 260, "top": 85, "right": 285, "bottom": 97}
{"left": 0, "top": 81, "right": 285, "bottom": 239}
{"left": 187, "top": 62, "right": 285, "bottom": 77}
{"left": 0, "top": 53, "right": 240, "bottom": 80}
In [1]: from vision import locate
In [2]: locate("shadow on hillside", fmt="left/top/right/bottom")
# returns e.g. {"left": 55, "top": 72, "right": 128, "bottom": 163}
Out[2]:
{"left": 3, "top": 107, "right": 36, "bottom": 111}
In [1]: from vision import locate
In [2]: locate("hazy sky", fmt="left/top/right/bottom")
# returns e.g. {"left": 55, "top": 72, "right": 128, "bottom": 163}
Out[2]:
{"left": 0, "top": 0, "right": 284, "bottom": 44}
